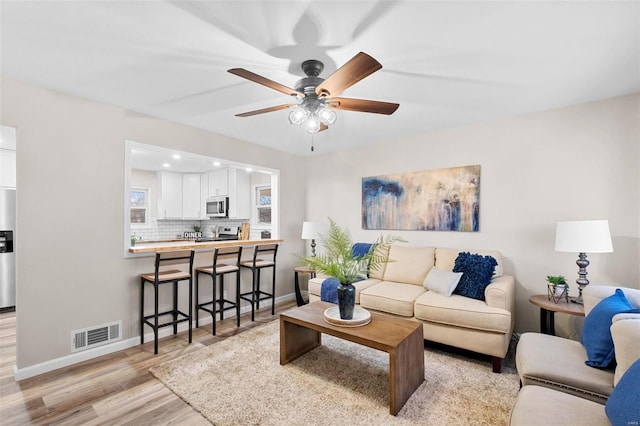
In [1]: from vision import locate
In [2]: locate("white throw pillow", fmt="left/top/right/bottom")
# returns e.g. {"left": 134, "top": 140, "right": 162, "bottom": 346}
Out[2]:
{"left": 423, "top": 266, "right": 463, "bottom": 297}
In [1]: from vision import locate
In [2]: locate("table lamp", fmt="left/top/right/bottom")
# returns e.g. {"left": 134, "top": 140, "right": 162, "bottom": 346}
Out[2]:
{"left": 554, "top": 220, "right": 613, "bottom": 304}
{"left": 301, "top": 222, "right": 323, "bottom": 257}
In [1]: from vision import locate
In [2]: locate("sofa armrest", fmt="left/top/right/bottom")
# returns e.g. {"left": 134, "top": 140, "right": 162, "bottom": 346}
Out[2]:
{"left": 484, "top": 274, "right": 515, "bottom": 311}
{"left": 612, "top": 312, "right": 640, "bottom": 385}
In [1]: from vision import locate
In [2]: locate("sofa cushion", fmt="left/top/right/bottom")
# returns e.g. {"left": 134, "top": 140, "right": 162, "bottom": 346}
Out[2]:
{"left": 414, "top": 291, "right": 511, "bottom": 333}
{"left": 435, "top": 247, "right": 504, "bottom": 277}
{"left": 308, "top": 277, "right": 380, "bottom": 304}
{"left": 580, "top": 288, "right": 640, "bottom": 368}
{"left": 509, "top": 385, "right": 609, "bottom": 426}
{"left": 611, "top": 313, "right": 640, "bottom": 385}
{"left": 360, "top": 282, "right": 426, "bottom": 317}
{"left": 605, "top": 358, "right": 640, "bottom": 426}
{"left": 368, "top": 244, "right": 389, "bottom": 280}
{"left": 422, "top": 266, "right": 463, "bottom": 297}
{"left": 516, "top": 332, "right": 614, "bottom": 404}
{"left": 451, "top": 252, "right": 498, "bottom": 301}
{"left": 382, "top": 246, "right": 435, "bottom": 285}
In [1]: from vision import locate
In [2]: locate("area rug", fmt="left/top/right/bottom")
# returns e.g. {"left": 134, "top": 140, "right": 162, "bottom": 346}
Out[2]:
{"left": 150, "top": 321, "right": 519, "bottom": 425}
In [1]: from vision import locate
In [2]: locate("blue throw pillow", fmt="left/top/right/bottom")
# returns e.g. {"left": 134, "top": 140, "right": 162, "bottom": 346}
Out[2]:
{"left": 580, "top": 289, "right": 640, "bottom": 368}
{"left": 351, "top": 243, "right": 372, "bottom": 258}
{"left": 605, "top": 358, "right": 640, "bottom": 425}
{"left": 351, "top": 243, "right": 373, "bottom": 277}
{"left": 452, "top": 252, "right": 498, "bottom": 301}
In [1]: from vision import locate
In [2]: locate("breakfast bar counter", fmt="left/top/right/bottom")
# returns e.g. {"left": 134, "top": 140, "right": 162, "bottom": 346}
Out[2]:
{"left": 129, "top": 238, "right": 283, "bottom": 253}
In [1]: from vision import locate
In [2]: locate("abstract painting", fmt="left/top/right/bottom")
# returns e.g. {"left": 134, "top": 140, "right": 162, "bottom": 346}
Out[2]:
{"left": 362, "top": 165, "right": 480, "bottom": 231}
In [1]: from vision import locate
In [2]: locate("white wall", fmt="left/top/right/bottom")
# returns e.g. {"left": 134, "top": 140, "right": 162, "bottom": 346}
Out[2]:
{"left": 1, "top": 77, "right": 307, "bottom": 371}
{"left": 305, "top": 94, "right": 640, "bottom": 338}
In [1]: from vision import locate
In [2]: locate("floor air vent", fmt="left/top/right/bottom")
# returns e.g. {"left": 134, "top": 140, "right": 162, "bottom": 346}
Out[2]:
{"left": 71, "top": 320, "right": 122, "bottom": 352}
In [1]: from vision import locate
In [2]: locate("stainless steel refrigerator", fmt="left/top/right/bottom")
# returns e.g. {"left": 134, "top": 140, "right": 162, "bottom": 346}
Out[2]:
{"left": 0, "top": 189, "right": 16, "bottom": 310}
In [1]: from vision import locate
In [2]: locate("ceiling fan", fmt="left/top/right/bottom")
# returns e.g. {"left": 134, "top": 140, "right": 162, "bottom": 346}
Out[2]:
{"left": 227, "top": 52, "right": 399, "bottom": 134}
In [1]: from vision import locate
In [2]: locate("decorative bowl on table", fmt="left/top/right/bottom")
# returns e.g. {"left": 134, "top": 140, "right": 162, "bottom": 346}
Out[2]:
{"left": 324, "top": 306, "right": 371, "bottom": 327}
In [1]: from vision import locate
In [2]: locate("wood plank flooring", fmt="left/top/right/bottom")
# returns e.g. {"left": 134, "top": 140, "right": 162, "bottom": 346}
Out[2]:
{"left": 0, "top": 301, "right": 296, "bottom": 425}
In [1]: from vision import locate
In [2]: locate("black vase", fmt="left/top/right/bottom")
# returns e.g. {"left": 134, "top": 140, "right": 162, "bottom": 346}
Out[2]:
{"left": 337, "top": 282, "right": 356, "bottom": 320}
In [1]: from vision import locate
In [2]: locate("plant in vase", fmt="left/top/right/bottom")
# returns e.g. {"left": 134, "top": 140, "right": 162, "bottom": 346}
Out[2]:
{"left": 299, "top": 218, "right": 405, "bottom": 319}
{"left": 546, "top": 275, "right": 569, "bottom": 302}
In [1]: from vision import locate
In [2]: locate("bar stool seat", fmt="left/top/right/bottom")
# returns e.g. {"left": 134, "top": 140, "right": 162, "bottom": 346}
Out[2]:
{"left": 140, "top": 250, "right": 195, "bottom": 354}
{"left": 195, "top": 246, "right": 243, "bottom": 335}
{"left": 141, "top": 270, "right": 190, "bottom": 282}
{"left": 239, "top": 244, "right": 279, "bottom": 322}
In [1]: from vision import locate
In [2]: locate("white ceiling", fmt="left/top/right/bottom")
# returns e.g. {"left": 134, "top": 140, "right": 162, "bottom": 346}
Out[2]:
{"left": 1, "top": 1, "right": 638, "bottom": 157}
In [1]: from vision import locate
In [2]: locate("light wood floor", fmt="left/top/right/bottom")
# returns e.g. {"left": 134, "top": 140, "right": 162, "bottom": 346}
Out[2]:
{"left": 0, "top": 300, "right": 296, "bottom": 425}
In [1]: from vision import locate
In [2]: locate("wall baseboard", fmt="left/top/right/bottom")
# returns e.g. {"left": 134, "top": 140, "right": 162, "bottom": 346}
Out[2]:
{"left": 13, "top": 293, "right": 295, "bottom": 381}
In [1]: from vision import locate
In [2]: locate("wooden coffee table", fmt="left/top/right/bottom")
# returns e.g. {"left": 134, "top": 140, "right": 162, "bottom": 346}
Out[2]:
{"left": 279, "top": 301, "right": 424, "bottom": 416}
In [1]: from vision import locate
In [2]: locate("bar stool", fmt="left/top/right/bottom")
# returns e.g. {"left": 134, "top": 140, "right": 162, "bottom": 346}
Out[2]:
{"left": 195, "top": 246, "right": 243, "bottom": 335}
{"left": 139, "top": 249, "right": 194, "bottom": 354}
{"left": 239, "top": 243, "right": 279, "bottom": 321}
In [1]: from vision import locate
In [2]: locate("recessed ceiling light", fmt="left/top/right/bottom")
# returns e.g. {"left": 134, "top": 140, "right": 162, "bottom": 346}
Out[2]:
{"left": 246, "top": 167, "right": 253, "bottom": 172}
{"left": 213, "top": 161, "right": 221, "bottom": 166}
{"left": 172, "top": 154, "right": 180, "bottom": 159}
{"left": 163, "top": 163, "right": 170, "bottom": 168}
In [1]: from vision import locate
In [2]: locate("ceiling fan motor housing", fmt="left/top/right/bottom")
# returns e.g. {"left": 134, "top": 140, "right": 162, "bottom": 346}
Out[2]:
{"left": 294, "top": 76, "right": 323, "bottom": 96}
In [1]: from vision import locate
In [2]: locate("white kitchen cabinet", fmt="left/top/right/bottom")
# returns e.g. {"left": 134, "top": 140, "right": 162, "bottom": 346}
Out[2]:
{"left": 182, "top": 174, "right": 201, "bottom": 219}
{"left": 200, "top": 173, "right": 209, "bottom": 219}
{"left": 228, "top": 168, "right": 251, "bottom": 219}
{"left": 208, "top": 168, "right": 228, "bottom": 197}
{"left": 157, "top": 171, "right": 182, "bottom": 219}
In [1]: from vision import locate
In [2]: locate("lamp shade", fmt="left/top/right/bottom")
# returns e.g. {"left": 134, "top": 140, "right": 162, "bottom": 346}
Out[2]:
{"left": 301, "top": 222, "right": 323, "bottom": 240}
{"left": 555, "top": 220, "right": 613, "bottom": 253}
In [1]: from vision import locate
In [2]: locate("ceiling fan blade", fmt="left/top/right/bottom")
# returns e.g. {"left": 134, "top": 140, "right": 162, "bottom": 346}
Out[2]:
{"left": 228, "top": 68, "right": 305, "bottom": 98}
{"left": 328, "top": 97, "right": 399, "bottom": 115}
{"left": 235, "top": 103, "right": 296, "bottom": 117}
{"left": 315, "top": 52, "right": 382, "bottom": 98}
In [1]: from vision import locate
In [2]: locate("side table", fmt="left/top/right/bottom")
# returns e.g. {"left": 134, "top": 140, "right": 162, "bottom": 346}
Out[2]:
{"left": 293, "top": 266, "right": 315, "bottom": 306}
{"left": 529, "top": 294, "right": 585, "bottom": 335}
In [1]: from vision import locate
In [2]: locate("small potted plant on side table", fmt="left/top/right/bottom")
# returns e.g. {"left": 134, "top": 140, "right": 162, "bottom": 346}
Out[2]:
{"left": 546, "top": 275, "right": 569, "bottom": 303}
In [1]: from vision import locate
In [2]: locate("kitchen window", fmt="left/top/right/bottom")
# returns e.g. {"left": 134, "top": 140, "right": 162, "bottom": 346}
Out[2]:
{"left": 130, "top": 187, "right": 149, "bottom": 226}
{"left": 256, "top": 185, "right": 271, "bottom": 224}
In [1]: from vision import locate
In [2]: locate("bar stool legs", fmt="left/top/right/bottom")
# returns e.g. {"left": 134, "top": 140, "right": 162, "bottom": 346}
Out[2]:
{"left": 195, "top": 246, "right": 242, "bottom": 335}
{"left": 240, "top": 244, "right": 279, "bottom": 322}
{"left": 139, "top": 250, "right": 194, "bottom": 354}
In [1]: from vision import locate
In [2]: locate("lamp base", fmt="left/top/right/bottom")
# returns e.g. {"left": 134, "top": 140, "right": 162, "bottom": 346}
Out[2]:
{"left": 570, "top": 283, "right": 588, "bottom": 305}
{"left": 572, "top": 252, "right": 589, "bottom": 305}
{"left": 570, "top": 296, "right": 584, "bottom": 305}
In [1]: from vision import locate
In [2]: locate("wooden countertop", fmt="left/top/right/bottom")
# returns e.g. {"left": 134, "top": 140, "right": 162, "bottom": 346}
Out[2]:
{"left": 128, "top": 238, "right": 284, "bottom": 253}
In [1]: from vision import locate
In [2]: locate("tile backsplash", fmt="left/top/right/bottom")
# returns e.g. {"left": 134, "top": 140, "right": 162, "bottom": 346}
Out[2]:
{"left": 131, "top": 218, "right": 268, "bottom": 241}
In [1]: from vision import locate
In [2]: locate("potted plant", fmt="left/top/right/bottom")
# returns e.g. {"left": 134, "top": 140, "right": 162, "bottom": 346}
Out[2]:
{"left": 299, "top": 218, "right": 404, "bottom": 319}
{"left": 546, "top": 275, "right": 569, "bottom": 302}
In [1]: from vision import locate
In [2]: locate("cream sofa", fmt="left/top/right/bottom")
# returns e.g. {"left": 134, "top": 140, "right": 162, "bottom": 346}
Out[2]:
{"left": 308, "top": 245, "right": 515, "bottom": 372}
{"left": 510, "top": 285, "right": 640, "bottom": 425}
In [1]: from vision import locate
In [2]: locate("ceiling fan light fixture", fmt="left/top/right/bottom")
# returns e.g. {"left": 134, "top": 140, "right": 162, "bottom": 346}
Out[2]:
{"left": 305, "top": 113, "right": 321, "bottom": 133}
{"left": 318, "top": 105, "right": 337, "bottom": 125}
{"left": 288, "top": 106, "right": 307, "bottom": 126}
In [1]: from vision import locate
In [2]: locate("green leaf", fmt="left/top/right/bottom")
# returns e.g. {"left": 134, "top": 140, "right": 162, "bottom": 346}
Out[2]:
{"left": 298, "top": 218, "right": 406, "bottom": 284}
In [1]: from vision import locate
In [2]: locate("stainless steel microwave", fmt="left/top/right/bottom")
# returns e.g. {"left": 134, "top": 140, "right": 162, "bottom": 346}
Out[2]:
{"left": 206, "top": 196, "right": 229, "bottom": 218}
